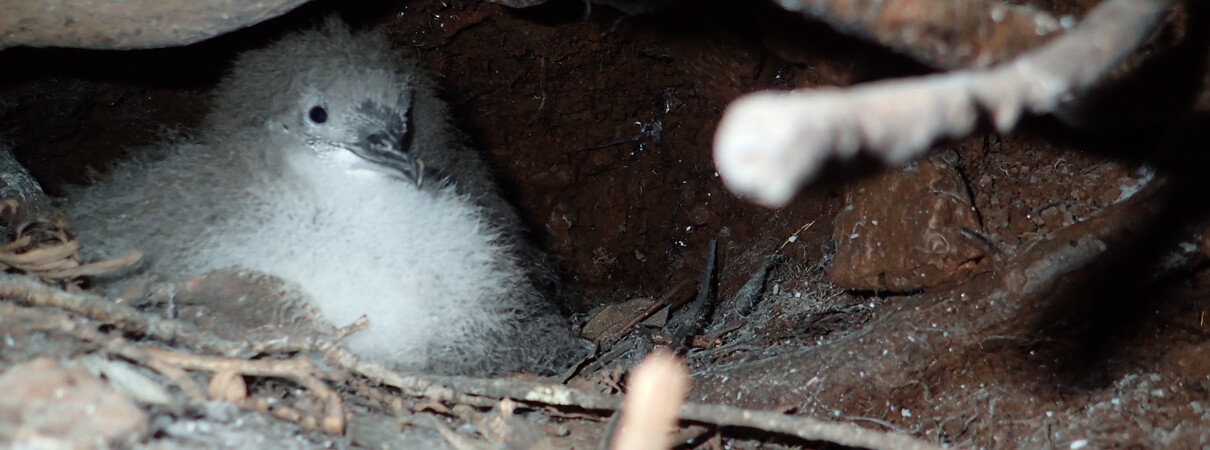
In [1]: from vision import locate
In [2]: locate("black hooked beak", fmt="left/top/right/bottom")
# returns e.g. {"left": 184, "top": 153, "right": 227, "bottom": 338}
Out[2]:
{"left": 350, "top": 102, "right": 423, "bottom": 187}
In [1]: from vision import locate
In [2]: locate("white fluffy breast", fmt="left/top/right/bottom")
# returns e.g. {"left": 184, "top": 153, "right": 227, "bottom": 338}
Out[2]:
{"left": 187, "top": 151, "right": 522, "bottom": 369}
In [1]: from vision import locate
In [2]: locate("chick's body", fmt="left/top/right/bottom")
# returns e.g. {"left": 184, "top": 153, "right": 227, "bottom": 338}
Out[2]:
{"left": 64, "top": 20, "right": 584, "bottom": 375}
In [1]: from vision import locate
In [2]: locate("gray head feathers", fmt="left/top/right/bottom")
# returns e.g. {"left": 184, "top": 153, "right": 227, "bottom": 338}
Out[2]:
{"left": 63, "top": 18, "right": 585, "bottom": 375}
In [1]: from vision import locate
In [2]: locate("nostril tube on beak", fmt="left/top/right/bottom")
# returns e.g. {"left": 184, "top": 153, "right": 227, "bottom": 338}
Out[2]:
{"left": 366, "top": 133, "right": 388, "bottom": 147}
{"left": 348, "top": 127, "right": 421, "bottom": 186}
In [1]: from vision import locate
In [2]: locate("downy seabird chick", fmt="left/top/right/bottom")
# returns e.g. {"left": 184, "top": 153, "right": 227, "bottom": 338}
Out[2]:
{"left": 63, "top": 19, "right": 586, "bottom": 376}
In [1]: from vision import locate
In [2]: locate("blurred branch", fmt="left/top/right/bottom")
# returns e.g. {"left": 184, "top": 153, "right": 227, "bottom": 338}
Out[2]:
{"left": 610, "top": 350, "right": 688, "bottom": 450}
{"left": 714, "top": 0, "right": 1175, "bottom": 208}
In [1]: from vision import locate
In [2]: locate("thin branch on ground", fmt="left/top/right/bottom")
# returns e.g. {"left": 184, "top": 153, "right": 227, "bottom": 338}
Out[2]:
{"left": 0, "top": 206, "right": 142, "bottom": 280}
{"left": 0, "top": 301, "right": 209, "bottom": 400}
{"left": 0, "top": 272, "right": 368, "bottom": 359}
{"left": 678, "top": 402, "right": 945, "bottom": 450}
{"left": 0, "top": 300, "right": 345, "bottom": 434}
{"left": 0, "top": 273, "right": 232, "bottom": 351}
{"left": 321, "top": 343, "right": 943, "bottom": 450}
{"left": 668, "top": 239, "right": 718, "bottom": 349}
{"left": 1, "top": 271, "right": 953, "bottom": 449}
{"left": 140, "top": 346, "right": 344, "bottom": 436}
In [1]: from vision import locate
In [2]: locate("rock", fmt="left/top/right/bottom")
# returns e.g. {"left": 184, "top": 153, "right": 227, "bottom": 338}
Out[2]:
{"left": 0, "top": 0, "right": 311, "bottom": 50}
{"left": 581, "top": 296, "right": 665, "bottom": 340}
{"left": 0, "top": 356, "right": 149, "bottom": 447}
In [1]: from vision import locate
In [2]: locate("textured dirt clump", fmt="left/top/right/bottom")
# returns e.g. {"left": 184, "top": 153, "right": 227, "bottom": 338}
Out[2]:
{"left": 829, "top": 150, "right": 986, "bottom": 292}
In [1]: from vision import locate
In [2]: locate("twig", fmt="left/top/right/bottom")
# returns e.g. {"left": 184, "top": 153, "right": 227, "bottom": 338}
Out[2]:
{"left": 0, "top": 301, "right": 206, "bottom": 401}
{"left": 327, "top": 350, "right": 616, "bottom": 410}
{"left": 135, "top": 347, "right": 344, "bottom": 434}
{"left": 0, "top": 156, "right": 142, "bottom": 279}
{"left": 319, "top": 343, "right": 941, "bottom": 450}
{"left": 249, "top": 395, "right": 333, "bottom": 433}
{"left": 0, "top": 217, "right": 141, "bottom": 280}
{"left": 776, "top": 220, "right": 815, "bottom": 253}
{"left": 1, "top": 275, "right": 946, "bottom": 449}
{"left": 668, "top": 239, "right": 718, "bottom": 349}
{"left": 0, "top": 272, "right": 230, "bottom": 350}
{"left": 140, "top": 348, "right": 344, "bottom": 434}
{"left": 677, "top": 403, "right": 945, "bottom": 450}
{"left": 347, "top": 376, "right": 407, "bottom": 417}
{"left": 0, "top": 299, "right": 345, "bottom": 433}
{"left": 0, "top": 272, "right": 368, "bottom": 360}
{"left": 572, "top": 340, "right": 637, "bottom": 381}
{"left": 714, "top": 0, "right": 1174, "bottom": 207}
{"left": 558, "top": 341, "right": 599, "bottom": 383}
{"left": 0, "top": 232, "right": 29, "bottom": 252}
{"left": 37, "top": 250, "right": 143, "bottom": 279}
{"left": 717, "top": 253, "right": 783, "bottom": 326}
{"left": 243, "top": 315, "right": 369, "bottom": 355}
{"left": 147, "top": 361, "right": 207, "bottom": 400}
{"left": 0, "top": 236, "right": 78, "bottom": 266}
{"left": 711, "top": 222, "right": 810, "bottom": 328}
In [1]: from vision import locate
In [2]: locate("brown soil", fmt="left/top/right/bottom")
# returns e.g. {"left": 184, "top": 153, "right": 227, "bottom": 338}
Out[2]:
{"left": 1, "top": 0, "right": 1209, "bottom": 448}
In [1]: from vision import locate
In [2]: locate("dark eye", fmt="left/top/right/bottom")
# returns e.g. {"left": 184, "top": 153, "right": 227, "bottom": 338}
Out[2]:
{"left": 308, "top": 106, "right": 328, "bottom": 124}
